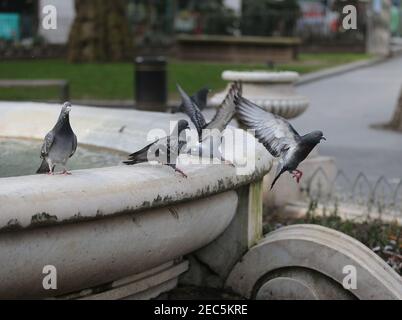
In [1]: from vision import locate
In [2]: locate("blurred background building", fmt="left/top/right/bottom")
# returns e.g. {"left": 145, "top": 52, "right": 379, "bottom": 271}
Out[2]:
{"left": 0, "top": 0, "right": 400, "bottom": 59}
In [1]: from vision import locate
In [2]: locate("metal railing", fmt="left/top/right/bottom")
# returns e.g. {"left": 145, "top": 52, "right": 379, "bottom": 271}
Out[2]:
{"left": 302, "top": 168, "right": 402, "bottom": 218}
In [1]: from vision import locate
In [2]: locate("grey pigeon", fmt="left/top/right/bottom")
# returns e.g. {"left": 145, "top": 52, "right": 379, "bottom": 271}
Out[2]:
{"left": 179, "top": 87, "right": 210, "bottom": 113}
{"left": 36, "top": 102, "right": 77, "bottom": 175}
{"left": 123, "top": 120, "right": 190, "bottom": 178}
{"left": 177, "top": 82, "right": 241, "bottom": 165}
{"left": 235, "top": 95, "right": 326, "bottom": 189}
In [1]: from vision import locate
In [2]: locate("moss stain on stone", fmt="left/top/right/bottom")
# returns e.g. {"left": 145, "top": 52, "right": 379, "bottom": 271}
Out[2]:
{"left": 0, "top": 219, "right": 23, "bottom": 232}
{"left": 31, "top": 212, "right": 58, "bottom": 227}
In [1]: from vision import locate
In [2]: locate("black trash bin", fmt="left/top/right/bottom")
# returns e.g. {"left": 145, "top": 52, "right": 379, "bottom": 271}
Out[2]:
{"left": 135, "top": 56, "right": 167, "bottom": 112}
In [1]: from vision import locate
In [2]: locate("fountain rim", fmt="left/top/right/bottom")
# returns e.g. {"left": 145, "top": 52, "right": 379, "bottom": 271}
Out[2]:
{"left": 0, "top": 101, "right": 272, "bottom": 233}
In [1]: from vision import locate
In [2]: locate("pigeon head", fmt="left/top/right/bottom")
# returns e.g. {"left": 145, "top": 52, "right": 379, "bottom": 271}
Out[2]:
{"left": 194, "top": 87, "right": 210, "bottom": 105}
{"left": 54, "top": 102, "right": 73, "bottom": 131}
{"left": 306, "top": 130, "right": 326, "bottom": 145}
{"left": 197, "top": 87, "right": 210, "bottom": 97}
{"left": 60, "top": 102, "right": 72, "bottom": 120}
{"left": 177, "top": 120, "right": 190, "bottom": 134}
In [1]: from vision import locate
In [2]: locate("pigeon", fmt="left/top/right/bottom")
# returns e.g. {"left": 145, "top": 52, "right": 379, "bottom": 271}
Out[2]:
{"left": 36, "top": 102, "right": 77, "bottom": 175}
{"left": 179, "top": 87, "right": 210, "bottom": 112}
{"left": 123, "top": 120, "right": 190, "bottom": 178}
{"left": 235, "top": 95, "right": 326, "bottom": 189}
{"left": 177, "top": 82, "right": 241, "bottom": 165}
{"left": 177, "top": 82, "right": 241, "bottom": 141}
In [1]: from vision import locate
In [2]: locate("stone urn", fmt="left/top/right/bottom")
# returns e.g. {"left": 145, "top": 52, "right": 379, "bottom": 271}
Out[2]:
{"left": 209, "top": 70, "right": 309, "bottom": 119}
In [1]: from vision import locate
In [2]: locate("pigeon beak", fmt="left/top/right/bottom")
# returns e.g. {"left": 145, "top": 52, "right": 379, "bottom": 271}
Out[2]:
{"left": 321, "top": 137, "right": 326, "bottom": 141}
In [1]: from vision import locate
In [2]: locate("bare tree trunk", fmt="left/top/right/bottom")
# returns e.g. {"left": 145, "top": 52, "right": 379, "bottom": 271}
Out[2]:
{"left": 387, "top": 85, "right": 402, "bottom": 131}
{"left": 68, "top": 0, "right": 133, "bottom": 62}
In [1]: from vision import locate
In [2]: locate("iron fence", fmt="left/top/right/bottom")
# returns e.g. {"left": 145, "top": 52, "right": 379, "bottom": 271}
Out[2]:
{"left": 302, "top": 168, "right": 402, "bottom": 218}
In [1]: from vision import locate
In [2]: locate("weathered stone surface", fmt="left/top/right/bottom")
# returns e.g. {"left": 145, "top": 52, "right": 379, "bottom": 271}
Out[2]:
{"left": 83, "top": 261, "right": 189, "bottom": 300}
{"left": 0, "top": 192, "right": 236, "bottom": 299}
{"left": 226, "top": 224, "right": 402, "bottom": 300}
{"left": 256, "top": 277, "right": 319, "bottom": 300}
{"left": 181, "top": 180, "right": 263, "bottom": 288}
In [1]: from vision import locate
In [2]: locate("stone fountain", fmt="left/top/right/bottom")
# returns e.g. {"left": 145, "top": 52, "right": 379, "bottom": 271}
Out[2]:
{"left": 0, "top": 102, "right": 399, "bottom": 300}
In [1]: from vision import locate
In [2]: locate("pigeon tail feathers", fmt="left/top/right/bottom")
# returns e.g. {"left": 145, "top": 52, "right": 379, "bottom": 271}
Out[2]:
{"left": 270, "top": 165, "right": 286, "bottom": 190}
{"left": 36, "top": 159, "right": 50, "bottom": 174}
{"left": 124, "top": 141, "right": 156, "bottom": 165}
{"left": 270, "top": 170, "right": 284, "bottom": 190}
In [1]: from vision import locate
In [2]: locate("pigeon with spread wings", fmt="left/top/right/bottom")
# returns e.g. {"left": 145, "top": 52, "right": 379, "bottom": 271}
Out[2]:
{"left": 235, "top": 95, "right": 326, "bottom": 189}
{"left": 177, "top": 82, "right": 241, "bottom": 165}
{"left": 178, "top": 87, "right": 210, "bottom": 113}
{"left": 177, "top": 82, "right": 241, "bottom": 142}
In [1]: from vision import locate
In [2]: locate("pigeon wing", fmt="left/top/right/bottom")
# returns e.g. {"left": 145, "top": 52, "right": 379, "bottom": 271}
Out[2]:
{"left": 236, "top": 95, "right": 300, "bottom": 158}
{"left": 40, "top": 130, "right": 55, "bottom": 159}
{"left": 70, "top": 133, "right": 77, "bottom": 158}
{"left": 166, "top": 136, "right": 184, "bottom": 164}
{"left": 192, "top": 87, "right": 209, "bottom": 110}
{"left": 177, "top": 84, "right": 207, "bottom": 140}
{"left": 205, "top": 81, "right": 242, "bottom": 132}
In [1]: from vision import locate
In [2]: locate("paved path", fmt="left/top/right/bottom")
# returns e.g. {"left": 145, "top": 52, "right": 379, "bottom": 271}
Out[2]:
{"left": 294, "top": 55, "right": 402, "bottom": 182}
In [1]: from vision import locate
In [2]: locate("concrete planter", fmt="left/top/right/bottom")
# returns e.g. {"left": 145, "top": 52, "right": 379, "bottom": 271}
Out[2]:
{"left": 175, "top": 35, "right": 301, "bottom": 63}
{"left": 210, "top": 71, "right": 309, "bottom": 119}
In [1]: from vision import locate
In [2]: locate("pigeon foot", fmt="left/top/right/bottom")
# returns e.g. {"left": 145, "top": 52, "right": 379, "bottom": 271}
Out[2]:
{"left": 175, "top": 168, "right": 188, "bottom": 178}
{"left": 220, "top": 157, "right": 235, "bottom": 167}
{"left": 224, "top": 160, "right": 235, "bottom": 167}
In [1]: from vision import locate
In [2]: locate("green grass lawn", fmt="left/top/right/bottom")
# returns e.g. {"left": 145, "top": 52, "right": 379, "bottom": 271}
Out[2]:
{"left": 0, "top": 53, "right": 371, "bottom": 102}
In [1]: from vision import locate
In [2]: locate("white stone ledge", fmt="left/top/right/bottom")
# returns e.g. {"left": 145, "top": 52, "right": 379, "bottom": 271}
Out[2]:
{"left": 0, "top": 102, "right": 272, "bottom": 231}
{"left": 222, "top": 71, "right": 300, "bottom": 83}
{"left": 0, "top": 162, "right": 270, "bottom": 231}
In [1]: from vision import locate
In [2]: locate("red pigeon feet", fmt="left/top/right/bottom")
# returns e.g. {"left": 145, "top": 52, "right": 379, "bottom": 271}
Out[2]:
{"left": 175, "top": 168, "right": 188, "bottom": 178}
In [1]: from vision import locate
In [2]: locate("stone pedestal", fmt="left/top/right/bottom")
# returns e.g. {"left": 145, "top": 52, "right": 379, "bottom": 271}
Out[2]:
{"left": 210, "top": 71, "right": 308, "bottom": 119}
